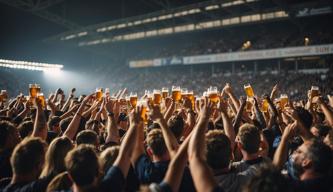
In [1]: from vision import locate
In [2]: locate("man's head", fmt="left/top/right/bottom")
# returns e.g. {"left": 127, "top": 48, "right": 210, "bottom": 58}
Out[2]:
{"left": 295, "top": 107, "right": 313, "bottom": 130}
{"left": 237, "top": 123, "right": 260, "bottom": 155}
{"left": 205, "top": 130, "right": 231, "bottom": 170}
{"left": 243, "top": 163, "right": 292, "bottom": 192}
{"left": 48, "top": 116, "right": 61, "bottom": 135}
{"left": 310, "top": 124, "right": 330, "bottom": 140}
{"left": 59, "top": 117, "right": 73, "bottom": 133}
{"left": 290, "top": 138, "right": 332, "bottom": 180}
{"left": 146, "top": 129, "right": 168, "bottom": 158}
{"left": 10, "top": 137, "right": 47, "bottom": 179}
{"left": 17, "top": 121, "right": 33, "bottom": 139}
{"left": 0, "top": 121, "right": 21, "bottom": 149}
{"left": 76, "top": 130, "right": 99, "bottom": 148}
{"left": 167, "top": 115, "right": 184, "bottom": 140}
{"left": 65, "top": 144, "right": 100, "bottom": 188}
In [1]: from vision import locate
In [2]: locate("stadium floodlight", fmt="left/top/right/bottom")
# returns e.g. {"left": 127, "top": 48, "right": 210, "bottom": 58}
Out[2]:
{"left": 0, "top": 59, "right": 63, "bottom": 72}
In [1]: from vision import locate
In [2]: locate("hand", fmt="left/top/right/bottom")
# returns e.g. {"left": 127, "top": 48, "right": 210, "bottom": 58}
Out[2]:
{"left": 223, "top": 83, "right": 232, "bottom": 95}
{"left": 148, "top": 103, "right": 164, "bottom": 121}
{"left": 129, "top": 106, "right": 143, "bottom": 125}
{"left": 105, "top": 99, "right": 115, "bottom": 114}
{"left": 70, "top": 88, "right": 76, "bottom": 98}
{"left": 182, "top": 97, "right": 192, "bottom": 110}
{"left": 283, "top": 107, "right": 299, "bottom": 121}
{"left": 282, "top": 122, "right": 297, "bottom": 140}
{"left": 218, "top": 98, "right": 228, "bottom": 114}
{"left": 271, "top": 84, "right": 278, "bottom": 97}
{"left": 199, "top": 97, "right": 213, "bottom": 119}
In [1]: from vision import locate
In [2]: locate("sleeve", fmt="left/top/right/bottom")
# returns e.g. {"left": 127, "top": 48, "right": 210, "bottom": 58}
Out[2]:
{"left": 134, "top": 154, "right": 151, "bottom": 182}
{"left": 99, "top": 166, "right": 125, "bottom": 192}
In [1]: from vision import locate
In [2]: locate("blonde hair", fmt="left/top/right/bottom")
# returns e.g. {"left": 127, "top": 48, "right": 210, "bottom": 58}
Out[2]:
{"left": 99, "top": 146, "right": 120, "bottom": 174}
{"left": 40, "top": 136, "right": 73, "bottom": 178}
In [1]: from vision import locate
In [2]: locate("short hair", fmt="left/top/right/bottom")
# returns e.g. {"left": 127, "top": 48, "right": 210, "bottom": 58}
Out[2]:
{"left": 295, "top": 107, "right": 312, "bottom": 130}
{"left": 238, "top": 123, "right": 260, "bottom": 154}
{"left": 0, "top": 121, "right": 17, "bottom": 148}
{"left": 305, "top": 139, "right": 332, "bottom": 175}
{"left": 17, "top": 121, "right": 33, "bottom": 139}
{"left": 99, "top": 146, "right": 120, "bottom": 174}
{"left": 146, "top": 129, "right": 167, "bottom": 156}
{"left": 10, "top": 137, "right": 47, "bottom": 175}
{"left": 205, "top": 130, "right": 231, "bottom": 170}
{"left": 48, "top": 116, "right": 61, "bottom": 131}
{"left": 60, "top": 117, "right": 73, "bottom": 133}
{"left": 65, "top": 145, "right": 99, "bottom": 186}
{"left": 167, "top": 115, "right": 184, "bottom": 140}
{"left": 243, "top": 163, "right": 292, "bottom": 192}
{"left": 76, "top": 130, "right": 98, "bottom": 147}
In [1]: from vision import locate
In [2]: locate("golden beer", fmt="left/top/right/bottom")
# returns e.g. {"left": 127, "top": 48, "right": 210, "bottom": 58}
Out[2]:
{"left": 153, "top": 93, "right": 162, "bottom": 105}
{"left": 96, "top": 88, "right": 103, "bottom": 101}
{"left": 37, "top": 93, "right": 45, "bottom": 108}
{"left": 209, "top": 92, "right": 219, "bottom": 103}
{"left": 172, "top": 90, "right": 181, "bottom": 102}
{"left": 280, "top": 94, "right": 288, "bottom": 109}
{"left": 262, "top": 99, "right": 269, "bottom": 112}
{"left": 130, "top": 96, "right": 138, "bottom": 108}
{"left": 311, "top": 86, "right": 319, "bottom": 97}
{"left": 29, "top": 84, "right": 38, "bottom": 98}
{"left": 244, "top": 84, "right": 254, "bottom": 97}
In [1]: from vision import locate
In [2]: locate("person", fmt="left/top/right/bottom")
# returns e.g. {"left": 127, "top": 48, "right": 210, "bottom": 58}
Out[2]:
{"left": 1, "top": 137, "right": 47, "bottom": 192}
{"left": 63, "top": 106, "right": 143, "bottom": 192}
{"left": 273, "top": 122, "right": 333, "bottom": 192}
{"left": 232, "top": 123, "right": 270, "bottom": 175}
{"left": 187, "top": 98, "right": 224, "bottom": 192}
{"left": 40, "top": 136, "right": 74, "bottom": 187}
{"left": 242, "top": 163, "right": 292, "bottom": 192}
{"left": 0, "top": 121, "right": 21, "bottom": 179}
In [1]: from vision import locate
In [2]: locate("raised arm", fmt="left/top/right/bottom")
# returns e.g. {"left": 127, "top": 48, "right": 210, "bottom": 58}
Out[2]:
{"left": 233, "top": 97, "right": 246, "bottom": 134}
{"left": 218, "top": 98, "right": 236, "bottom": 150}
{"left": 273, "top": 122, "right": 296, "bottom": 169}
{"left": 188, "top": 98, "right": 218, "bottom": 192}
{"left": 113, "top": 106, "right": 142, "bottom": 177}
{"left": 63, "top": 94, "right": 93, "bottom": 140}
{"left": 253, "top": 97, "right": 267, "bottom": 129}
{"left": 149, "top": 102, "right": 179, "bottom": 158}
{"left": 104, "top": 99, "right": 120, "bottom": 144}
{"left": 32, "top": 98, "right": 48, "bottom": 140}
{"left": 223, "top": 83, "right": 240, "bottom": 110}
{"left": 316, "top": 96, "right": 333, "bottom": 127}
{"left": 163, "top": 132, "right": 192, "bottom": 192}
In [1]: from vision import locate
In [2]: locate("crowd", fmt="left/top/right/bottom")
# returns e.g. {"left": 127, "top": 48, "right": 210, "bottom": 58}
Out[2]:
{"left": 129, "top": 21, "right": 333, "bottom": 60}
{"left": 0, "top": 73, "right": 333, "bottom": 192}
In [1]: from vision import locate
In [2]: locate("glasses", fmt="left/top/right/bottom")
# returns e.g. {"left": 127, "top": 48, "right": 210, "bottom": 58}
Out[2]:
{"left": 181, "top": 88, "right": 188, "bottom": 101}
{"left": 280, "top": 94, "right": 288, "bottom": 109}
{"left": 162, "top": 87, "right": 169, "bottom": 99}
{"left": 153, "top": 90, "right": 162, "bottom": 105}
{"left": 244, "top": 83, "right": 254, "bottom": 97}
{"left": 139, "top": 100, "right": 148, "bottom": 124}
{"left": 311, "top": 86, "right": 319, "bottom": 97}
{"left": 29, "top": 84, "right": 38, "bottom": 98}
{"left": 261, "top": 99, "right": 269, "bottom": 112}
{"left": 172, "top": 86, "right": 181, "bottom": 102}
{"left": 96, "top": 88, "right": 103, "bottom": 101}
{"left": 37, "top": 93, "right": 46, "bottom": 109}
{"left": 129, "top": 92, "right": 138, "bottom": 108}
{"left": 208, "top": 86, "right": 219, "bottom": 104}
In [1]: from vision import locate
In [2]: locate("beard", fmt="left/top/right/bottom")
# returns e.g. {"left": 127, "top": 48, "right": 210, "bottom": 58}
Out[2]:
{"left": 287, "top": 156, "right": 304, "bottom": 180}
